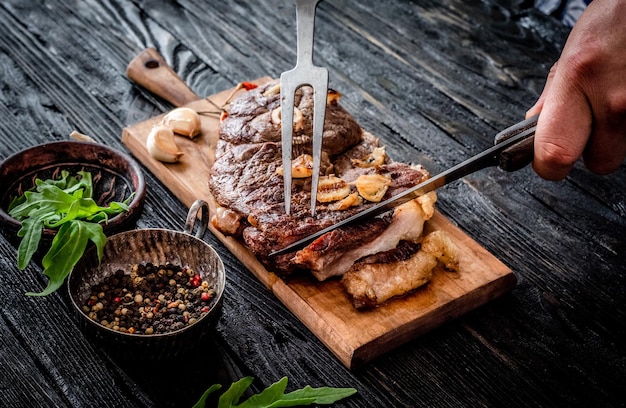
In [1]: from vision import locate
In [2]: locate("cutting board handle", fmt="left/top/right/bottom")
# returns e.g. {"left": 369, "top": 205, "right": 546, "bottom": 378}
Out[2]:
{"left": 126, "top": 48, "right": 199, "bottom": 107}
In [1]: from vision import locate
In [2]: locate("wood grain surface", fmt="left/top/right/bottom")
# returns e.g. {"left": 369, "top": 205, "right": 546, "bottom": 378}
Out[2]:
{"left": 0, "top": 0, "right": 624, "bottom": 407}
{"left": 122, "top": 69, "right": 516, "bottom": 368}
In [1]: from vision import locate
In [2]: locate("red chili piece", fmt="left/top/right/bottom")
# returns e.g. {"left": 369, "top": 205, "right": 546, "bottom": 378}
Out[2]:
{"left": 241, "top": 81, "right": 258, "bottom": 91}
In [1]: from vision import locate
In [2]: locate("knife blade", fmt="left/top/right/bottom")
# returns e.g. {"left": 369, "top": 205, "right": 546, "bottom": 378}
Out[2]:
{"left": 269, "top": 115, "right": 538, "bottom": 256}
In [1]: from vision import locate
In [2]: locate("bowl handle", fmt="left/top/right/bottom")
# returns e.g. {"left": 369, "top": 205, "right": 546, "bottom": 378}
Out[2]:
{"left": 184, "top": 199, "right": 210, "bottom": 238}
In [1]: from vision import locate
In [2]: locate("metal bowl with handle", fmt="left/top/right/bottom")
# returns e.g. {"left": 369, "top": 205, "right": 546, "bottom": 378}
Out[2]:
{"left": 67, "top": 200, "right": 225, "bottom": 360}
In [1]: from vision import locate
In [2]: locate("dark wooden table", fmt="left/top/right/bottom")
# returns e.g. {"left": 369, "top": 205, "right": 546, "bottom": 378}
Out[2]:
{"left": 1, "top": 0, "right": 624, "bottom": 407}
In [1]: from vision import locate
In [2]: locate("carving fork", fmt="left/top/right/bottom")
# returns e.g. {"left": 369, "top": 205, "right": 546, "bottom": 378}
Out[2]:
{"left": 280, "top": 0, "right": 328, "bottom": 216}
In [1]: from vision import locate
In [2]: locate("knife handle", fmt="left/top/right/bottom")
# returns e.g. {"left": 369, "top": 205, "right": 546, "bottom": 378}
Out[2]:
{"left": 494, "top": 115, "right": 538, "bottom": 172}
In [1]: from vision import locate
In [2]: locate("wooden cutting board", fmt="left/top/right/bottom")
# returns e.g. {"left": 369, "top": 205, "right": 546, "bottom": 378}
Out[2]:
{"left": 122, "top": 49, "right": 516, "bottom": 369}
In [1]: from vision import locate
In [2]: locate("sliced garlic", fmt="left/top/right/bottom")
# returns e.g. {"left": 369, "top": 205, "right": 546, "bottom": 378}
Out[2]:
{"left": 275, "top": 154, "right": 314, "bottom": 178}
{"left": 317, "top": 175, "right": 351, "bottom": 203}
{"left": 146, "top": 124, "right": 184, "bottom": 163}
{"left": 328, "top": 191, "right": 363, "bottom": 210}
{"left": 352, "top": 146, "right": 386, "bottom": 168}
{"left": 355, "top": 174, "right": 392, "bottom": 202}
{"left": 162, "top": 107, "right": 201, "bottom": 138}
{"left": 292, "top": 154, "right": 314, "bottom": 178}
{"left": 271, "top": 106, "right": 304, "bottom": 131}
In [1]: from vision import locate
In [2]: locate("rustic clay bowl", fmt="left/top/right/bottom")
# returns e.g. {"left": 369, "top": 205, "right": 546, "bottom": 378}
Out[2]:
{"left": 67, "top": 200, "right": 225, "bottom": 360}
{"left": 0, "top": 140, "right": 146, "bottom": 241}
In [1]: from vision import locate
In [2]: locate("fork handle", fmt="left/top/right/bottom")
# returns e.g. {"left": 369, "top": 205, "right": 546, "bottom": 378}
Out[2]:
{"left": 294, "top": 0, "right": 322, "bottom": 68}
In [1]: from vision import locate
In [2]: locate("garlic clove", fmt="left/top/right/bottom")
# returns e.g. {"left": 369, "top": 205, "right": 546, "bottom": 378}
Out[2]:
{"left": 355, "top": 173, "right": 392, "bottom": 202}
{"left": 162, "top": 107, "right": 201, "bottom": 138}
{"left": 70, "top": 130, "right": 96, "bottom": 143}
{"left": 146, "top": 124, "right": 184, "bottom": 163}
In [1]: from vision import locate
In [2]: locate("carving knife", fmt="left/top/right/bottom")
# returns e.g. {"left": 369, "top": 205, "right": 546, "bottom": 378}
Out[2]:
{"left": 270, "top": 115, "right": 538, "bottom": 256}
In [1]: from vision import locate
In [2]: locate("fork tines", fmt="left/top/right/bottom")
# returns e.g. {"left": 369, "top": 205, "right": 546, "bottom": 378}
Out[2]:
{"left": 280, "top": 0, "right": 327, "bottom": 217}
{"left": 280, "top": 71, "right": 328, "bottom": 216}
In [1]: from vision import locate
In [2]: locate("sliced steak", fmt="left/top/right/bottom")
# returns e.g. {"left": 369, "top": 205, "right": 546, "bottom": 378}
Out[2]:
{"left": 208, "top": 79, "right": 431, "bottom": 276}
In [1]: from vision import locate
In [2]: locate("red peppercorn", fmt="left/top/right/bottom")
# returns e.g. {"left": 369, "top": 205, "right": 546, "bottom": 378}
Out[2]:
{"left": 201, "top": 292, "right": 211, "bottom": 302}
{"left": 114, "top": 296, "right": 122, "bottom": 303}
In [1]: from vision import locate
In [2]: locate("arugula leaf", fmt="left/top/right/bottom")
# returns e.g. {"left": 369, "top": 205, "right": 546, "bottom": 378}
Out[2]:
{"left": 281, "top": 385, "right": 358, "bottom": 405}
{"left": 192, "top": 384, "right": 223, "bottom": 408}
{"left": 27, "top": 220, "right": 106, "bottom": 297}
{"left": 239, "top": 377, "right": 291, "bottom": 408}
{"left": 218, "top": 377, "right": 255, "bottom": 408}
{"left": 16, "top": 216, "right": 45, "bottom": 269}
{"left": 8, "top": 171, "right": 131, "bottom": 296}
{"left": 195, "top": 376, "right": 357, "bottom": 408}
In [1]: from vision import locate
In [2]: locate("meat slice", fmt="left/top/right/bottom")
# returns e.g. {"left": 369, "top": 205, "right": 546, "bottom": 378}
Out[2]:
{"left": 342, "top": 230, "right": 459, "bottom": 309}
{"left": 291, "top": 192, "right": 438, "bottom": 280}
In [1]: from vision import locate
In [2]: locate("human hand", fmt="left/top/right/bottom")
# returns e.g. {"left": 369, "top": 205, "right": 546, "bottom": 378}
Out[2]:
{"left": 526, "top": 0, "right": 626, "bottom": 180}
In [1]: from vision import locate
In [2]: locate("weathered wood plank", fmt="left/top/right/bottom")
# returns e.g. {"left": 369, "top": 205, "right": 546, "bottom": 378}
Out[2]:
{"left": 0, "top": 0, "right": 623, "bottom": 406}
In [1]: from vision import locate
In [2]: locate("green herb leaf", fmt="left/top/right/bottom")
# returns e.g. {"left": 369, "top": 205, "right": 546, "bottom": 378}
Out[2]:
{"left": 192, "top": 384, "right": 223, "bottom": 408}
{"left": 196, "top": 376, "right": 357, "bottom": 408}
{"left": 218, "top": 377, "right": 255, "bottom": 408}
{"left": 9, "top": 171, "right": 131, "bottom": 296}
{"left": 16, "top": 216, "right": 45, "bottom": 269}
{"left": 27, "top": 220, "right": 106, "bottom": 296}
{"left": 280, "top": 385, "right": 357, "bottom": 405}
{"left": 239, "top": 377, "right": 289, "bottom": 408}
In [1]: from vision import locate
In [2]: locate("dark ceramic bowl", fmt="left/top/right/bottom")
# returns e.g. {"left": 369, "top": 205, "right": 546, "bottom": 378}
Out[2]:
{"left": 67, "top": 200, "right": 225, "bottom": 360}
{"left": 0, "top": 141, "right": 146, "bottom": 240}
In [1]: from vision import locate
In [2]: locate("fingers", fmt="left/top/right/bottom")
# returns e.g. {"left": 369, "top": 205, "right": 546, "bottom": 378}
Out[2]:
{"left": 583, "top": 133, "right": 626, "bottom": 175}
{"left": 531, "top": 63, "right": 592, "bottom": 180}
{"left": 583, "top": 99, "right": 626, "bottom": 174}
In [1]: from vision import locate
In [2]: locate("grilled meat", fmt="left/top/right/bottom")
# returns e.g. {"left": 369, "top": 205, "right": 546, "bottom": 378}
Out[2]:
{"left": 209, "top": 80, "right": 431, "bottom": 276}
{"left": 342, "top": 230, "right": 459, "bottom": 309}
{"left": 208, "top": 79, "right": 459, "bottom": 309}
{"left": 292, "top": 192, "right": 437, "bottom": 280}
